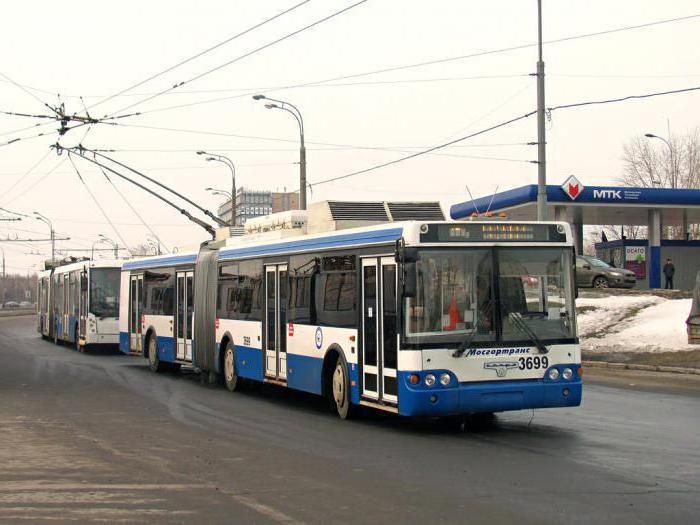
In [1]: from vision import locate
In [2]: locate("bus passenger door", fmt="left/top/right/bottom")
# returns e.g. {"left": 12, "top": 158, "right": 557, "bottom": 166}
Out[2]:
{"left": 361, "top": 257, "right": 398, "bottom": 405}
{"left": 79, "top": 272, "right": 88, "bottom": 343}
{"left": 264, "top": 264, "right": 288, "bottom": 381}
{"left": 129, "top": 274, "right": 143, "bottom": 352}
{"left": 175, "top": 270, "right": 194, "bottom": 361}
{"left": 63, "top": 274, "right": 70, "bottom": 339}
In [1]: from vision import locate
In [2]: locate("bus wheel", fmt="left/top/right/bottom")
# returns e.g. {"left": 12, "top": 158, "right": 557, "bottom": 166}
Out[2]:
{"left": 223, "top": 341, "right": 242, "bottom": 392}
{"left": 331, "top": 357, "right": 354, "bottom": 420}
{"left": 147, "top": 335, "right": 164, "bottom": 373}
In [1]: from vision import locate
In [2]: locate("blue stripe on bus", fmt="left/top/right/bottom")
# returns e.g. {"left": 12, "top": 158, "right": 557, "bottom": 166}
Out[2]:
{"left": 234, "top": 345, "right": 264, "bottom": 381}
{"left": 122, "top": 253, "right": 197, "bottom": 270}
{"left": 219, "top": 227, "right": 403, "bottom": 261}
{"left": 396, "top": 370, "right": 582, "bottom": 417}
{"left": 287, "top": 353, "right": 323, "bottom": 395}
{"left": 122, "top": 227, "right": 404, "bottom": 271}
{"left": 156, "top": 336, "right": 176, "bottom": 362}
{"left": 119, "top": 331, "right": 130, "bottom": 353}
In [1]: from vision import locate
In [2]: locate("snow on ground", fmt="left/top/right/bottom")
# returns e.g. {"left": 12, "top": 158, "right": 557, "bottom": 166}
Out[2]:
{"left": 576, "top": 295, "right": 694, "bottom": 353}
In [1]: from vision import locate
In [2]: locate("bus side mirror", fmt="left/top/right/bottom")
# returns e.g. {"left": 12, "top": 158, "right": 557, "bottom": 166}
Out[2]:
{"left": 404, "top": 262, "right": 417, "bottom": 298}
{"left": 80, "top": 275, "right": 88, "bottom": 291}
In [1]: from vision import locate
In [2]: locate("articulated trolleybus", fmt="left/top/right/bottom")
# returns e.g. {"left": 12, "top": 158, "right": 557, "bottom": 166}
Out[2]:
{"left": 119, "top": 206, "right": 581, "bottom": 419}
{"left": 38, "top": 259, "right": 122, "bottom": 350}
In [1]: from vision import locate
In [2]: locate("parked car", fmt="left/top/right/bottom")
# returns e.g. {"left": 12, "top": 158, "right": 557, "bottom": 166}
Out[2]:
{"left": 2, "top": 301, "right": 20, "bottom": 308}
{"left": 575, "top": 255, "right": 637, "bottom": 289}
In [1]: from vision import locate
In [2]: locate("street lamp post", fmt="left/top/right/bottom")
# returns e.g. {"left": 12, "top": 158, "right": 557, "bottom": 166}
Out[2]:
{"left": 197, "top": 151, "right": 236, "bottom": 226}
{"left": 644, "top": 133, "right": 674, "bottom": 188}
{"left": 33, "top": 212, "right": 55, "bottom": 262}
{"left": 99, "top": 234, "right": 118, "bottom": 258}
{"left": 0, "top": 246, "right": 5, "bottom": 277}
{"left": 252, "top": 94, "right": 306, "bottom": 210}
{"left": 91, "top": 238, "right": 105, "bottom": 260}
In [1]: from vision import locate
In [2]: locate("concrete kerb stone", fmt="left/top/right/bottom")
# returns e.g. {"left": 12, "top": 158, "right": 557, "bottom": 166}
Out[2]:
{"left": 583, "top": 360, "right": 700, "bottom": 376}
{"left": 0, "top": 309, "right": 35, "bottom": 318}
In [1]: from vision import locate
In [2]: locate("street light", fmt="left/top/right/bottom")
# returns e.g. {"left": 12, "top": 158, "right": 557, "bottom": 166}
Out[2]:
{"left": 33, "top": 211, "right": 55, "bottom": 262}
{"left": 197, "top": 151, "right": 236, "bottom": 226}
{"left": 644, "top": 133, "right": 675, "bottom": 188}
{"left": 99, "top": 233, "right": 119, "bottom": 258}
{"left": 91, "top": 237, "right": 108, "bottom": 260}
{"left": 252, "top": 94, "right": 306, "bottom": 210}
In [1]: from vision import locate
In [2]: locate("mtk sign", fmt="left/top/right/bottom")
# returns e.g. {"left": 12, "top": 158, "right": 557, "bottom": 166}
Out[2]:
{"left": 561, "top": 175, "right": 583, "bottom": 200}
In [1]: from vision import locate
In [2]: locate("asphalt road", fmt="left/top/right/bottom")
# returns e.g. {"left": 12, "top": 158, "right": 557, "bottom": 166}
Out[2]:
{"left": 1, "top": 316, "right": 699, "bottom": 524}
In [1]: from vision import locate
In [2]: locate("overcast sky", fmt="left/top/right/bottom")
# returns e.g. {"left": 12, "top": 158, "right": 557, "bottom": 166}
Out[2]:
{"left": 1, "top": 0, "right": 698, "bottom": 272}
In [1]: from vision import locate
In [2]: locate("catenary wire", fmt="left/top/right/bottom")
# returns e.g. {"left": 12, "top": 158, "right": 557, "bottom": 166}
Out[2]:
{"left": 87, "top": 0, "right": 313, "bottom": 112}
{"left": 67, "top": 153, "right": 132, "bottom": 253}
{"left": 108, "top": 13, "right": 700, "bottom": 119}
{"left": 105, "top": 0, "right": 370, "bottom": 118}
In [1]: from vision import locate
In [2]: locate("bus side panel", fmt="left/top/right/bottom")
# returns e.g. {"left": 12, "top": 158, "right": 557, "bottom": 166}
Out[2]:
{"left": 286, "top": 324, "right": 357, "bottom": 397}
{"left": 118, "top": 271, "right": 130, "bottom": 354}
{"left": 144, "top": 314, "right": 176, "bottom": 363}
{"left": 216, "top": 319, "right": 264, "bottom": 381}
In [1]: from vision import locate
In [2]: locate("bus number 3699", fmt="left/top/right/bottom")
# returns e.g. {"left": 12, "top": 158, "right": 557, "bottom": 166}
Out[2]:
{"left": 518, "top": 356, "right": 549, "bottom": 370}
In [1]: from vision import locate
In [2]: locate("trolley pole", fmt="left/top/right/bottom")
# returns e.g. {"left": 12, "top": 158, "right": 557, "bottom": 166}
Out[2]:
{"left": 536, "top": 0, "right": 548, "bottom": 221}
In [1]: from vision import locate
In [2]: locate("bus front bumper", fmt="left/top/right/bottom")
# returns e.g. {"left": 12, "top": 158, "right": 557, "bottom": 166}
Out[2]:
{"left": 397, "top": 372, "right": 582, "bottom": 417}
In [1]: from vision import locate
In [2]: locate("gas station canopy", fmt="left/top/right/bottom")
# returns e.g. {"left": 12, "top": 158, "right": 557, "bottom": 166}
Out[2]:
{"left": 450, "top": 182, "right": 700, "bottom": 225}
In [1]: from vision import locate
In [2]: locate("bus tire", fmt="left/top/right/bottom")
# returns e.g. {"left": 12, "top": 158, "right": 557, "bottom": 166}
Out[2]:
{"left": 147, "top": 334, "right": 165, "bottom": 373}
{"left": 330, "top": 354, "right": 355, "bottom": 420}
{"left": 223, "top": 341, "right": 242, "bottom": 392}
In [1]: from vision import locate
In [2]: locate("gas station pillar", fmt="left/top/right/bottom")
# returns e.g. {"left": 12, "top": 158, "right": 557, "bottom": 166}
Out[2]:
{"left": 648, "top": 209, "right": 661, "bottom": 288}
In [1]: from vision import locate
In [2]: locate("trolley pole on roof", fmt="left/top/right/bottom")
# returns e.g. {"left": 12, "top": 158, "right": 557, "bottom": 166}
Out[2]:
{"left": 536, "top": 0, "right": 548, "bottom": 221}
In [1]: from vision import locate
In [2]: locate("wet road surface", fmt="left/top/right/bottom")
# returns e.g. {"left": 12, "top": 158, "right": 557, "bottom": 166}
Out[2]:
{"left": 1, "top": 316, "right": 698, "bottom": 524}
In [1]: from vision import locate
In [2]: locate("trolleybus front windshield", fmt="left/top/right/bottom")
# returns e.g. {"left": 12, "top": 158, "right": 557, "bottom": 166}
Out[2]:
{"left": 90, "top": 268, "right": 120, "bottom": 318}
{"left": 404, "top": 248, "right": 574, "bottom": 345}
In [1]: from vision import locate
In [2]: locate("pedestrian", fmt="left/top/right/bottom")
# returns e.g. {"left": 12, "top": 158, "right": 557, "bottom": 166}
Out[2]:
{"left": 663, "top": 258, "right": 675, "bottom": 289}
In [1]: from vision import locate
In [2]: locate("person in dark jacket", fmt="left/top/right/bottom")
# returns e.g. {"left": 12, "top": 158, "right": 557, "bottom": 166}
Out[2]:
{"left": 663, "top": 258, "right": 676, "bottom": 289}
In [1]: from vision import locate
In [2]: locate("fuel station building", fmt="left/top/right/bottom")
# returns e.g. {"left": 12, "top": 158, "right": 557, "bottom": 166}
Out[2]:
{"left": 450, "top": 177, "right": 700, "bottom": 290}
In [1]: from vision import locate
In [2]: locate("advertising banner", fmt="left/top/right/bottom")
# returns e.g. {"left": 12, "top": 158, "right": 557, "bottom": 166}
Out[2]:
{"left": 625, "top": 246, "right": 646, "bottom": 279}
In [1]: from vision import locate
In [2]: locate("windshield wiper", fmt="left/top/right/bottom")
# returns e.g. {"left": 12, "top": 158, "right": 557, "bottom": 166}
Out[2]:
{"left": 452, "top": 328, "right": 480, "bottom": 357}
{"left": 507, "top": 312, "right": 549, "bottom": 354}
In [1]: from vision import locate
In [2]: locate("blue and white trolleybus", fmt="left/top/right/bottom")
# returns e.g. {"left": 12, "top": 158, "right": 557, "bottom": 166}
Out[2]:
{"left": 118, "top": 212, "right": 582, "bottom": 419}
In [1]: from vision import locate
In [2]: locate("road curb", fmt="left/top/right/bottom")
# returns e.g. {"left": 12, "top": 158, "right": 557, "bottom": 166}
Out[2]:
{"left": 583, "top": 360, "right": 700, "bottom": 376}
{"left": 0, "top": 310, "right": 35, "bottom": 318}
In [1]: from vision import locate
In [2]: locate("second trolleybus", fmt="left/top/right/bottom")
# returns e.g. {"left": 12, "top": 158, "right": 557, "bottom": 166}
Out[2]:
{"left": 38, "top": 259, "right": 122, "bottom": 350}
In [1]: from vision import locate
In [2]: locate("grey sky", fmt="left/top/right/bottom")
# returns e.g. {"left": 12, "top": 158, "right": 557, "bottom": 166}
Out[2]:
{"left": 1, "top": 0, "right": 698, "bottom": 272}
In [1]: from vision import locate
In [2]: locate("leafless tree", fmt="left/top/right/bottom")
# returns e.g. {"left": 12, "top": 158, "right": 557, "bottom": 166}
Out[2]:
{"left": 616, "top": 129, "right": 700, "bottom": 239}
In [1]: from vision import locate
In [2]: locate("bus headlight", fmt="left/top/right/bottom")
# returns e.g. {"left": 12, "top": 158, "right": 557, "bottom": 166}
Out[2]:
{"left": 562, "top": 368, "right": 573, "bottom": 380}
{"left": 548, "top": 368, "right": 560, "bottom": 381}
{"left": 424, "top": 374, "right": 436, "bottom": 387}
{"left": 439, "top": 373, "right": 451, "bottom": 386}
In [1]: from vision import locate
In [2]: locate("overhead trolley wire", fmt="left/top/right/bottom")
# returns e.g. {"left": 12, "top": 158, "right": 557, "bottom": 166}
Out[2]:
{"left": 88, "top": 0, "right": 313, "bottom": 112}
{"left": 0, "top": 71, "right": 58, "bottom": 115}
{"left": 67, "top": 153, "right": 132, "bottom": 254}
{"left": 98, "top": 165, "right": 170, "bottom": 253}
{"left": 0, "top": 149, "right": 52, "bottom": 205}
{"left": 105, "top": 0, "right": 370, "bottom": 118}
{"left": 308, "top": 83, "right": 700, "bottom": 189}
{"left": 106, "top": 12, "right": 700, "bottom": 120}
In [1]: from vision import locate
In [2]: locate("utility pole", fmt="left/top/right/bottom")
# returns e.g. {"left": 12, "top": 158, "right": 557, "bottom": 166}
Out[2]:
{"left": 536, "top": 0, "right": 548, "bottom": 221}
{"left": 1, "top": 246, "right": 5, "bottom": 277}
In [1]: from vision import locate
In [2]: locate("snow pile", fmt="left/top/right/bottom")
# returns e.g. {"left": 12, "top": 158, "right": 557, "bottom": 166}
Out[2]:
{"left": 576, "top": 295, "right": 694, "bottom": 353}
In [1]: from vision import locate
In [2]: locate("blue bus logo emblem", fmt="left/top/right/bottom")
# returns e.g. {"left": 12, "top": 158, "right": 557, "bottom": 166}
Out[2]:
{"left": 315, "top": 327, "right": 323, "bottom": 349}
